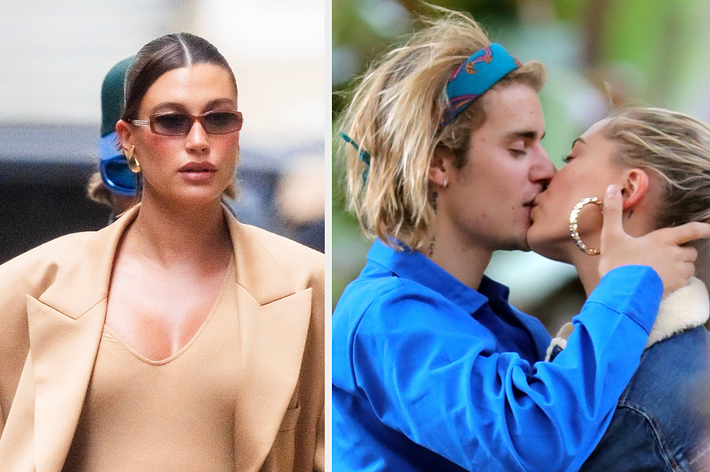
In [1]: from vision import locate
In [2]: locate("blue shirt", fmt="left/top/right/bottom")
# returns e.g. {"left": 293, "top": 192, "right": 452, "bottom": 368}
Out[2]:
{"left": 332, "top": 240, "right": 663, "bottom": 472}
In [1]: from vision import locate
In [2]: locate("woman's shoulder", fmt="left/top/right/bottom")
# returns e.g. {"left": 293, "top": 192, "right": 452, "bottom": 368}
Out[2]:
{"left": 0, "top": 231, "right": 96, "bottom": 300}
{"left": 636, "top": 326, "right": 710, "bottom": 381}
{"left": 245, "top": 224, "right": 322, "bottom": 260}
{"left": 620, "top": 327, "right": 710, "bottom": 423}
{"left": 239, "top": 223, "right": 324, "bottom": 286}
{"left": 593, "top": 328, "right": 710, "bottom": 472}
{"left": 0, "top": 231, "right": 95, "bottom": 275}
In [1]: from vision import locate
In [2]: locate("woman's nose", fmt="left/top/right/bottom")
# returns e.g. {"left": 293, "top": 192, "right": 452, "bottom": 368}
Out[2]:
{"left": 185, "top": 121, "right": 209, "bottom": 152}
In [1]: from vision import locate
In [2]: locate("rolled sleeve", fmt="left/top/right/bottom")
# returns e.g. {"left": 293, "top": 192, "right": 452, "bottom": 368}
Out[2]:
{"left": 586, "top": 265, "right": 662, "bottom": 334}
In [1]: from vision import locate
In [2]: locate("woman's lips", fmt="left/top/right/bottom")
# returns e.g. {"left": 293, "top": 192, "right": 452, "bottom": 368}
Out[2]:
{"left": 178, "top": 162, "right": 217, "bottom": 183}
{"left": 179, "top": 162, "right": 217, "bottom": 172}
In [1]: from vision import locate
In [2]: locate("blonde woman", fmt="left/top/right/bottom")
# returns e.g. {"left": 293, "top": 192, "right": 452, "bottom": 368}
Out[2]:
{"left": 332, "top": 9, "right": 710, "bottom": 472}
{"left": 528, "top": 107, "right": 710, "bottom": 471}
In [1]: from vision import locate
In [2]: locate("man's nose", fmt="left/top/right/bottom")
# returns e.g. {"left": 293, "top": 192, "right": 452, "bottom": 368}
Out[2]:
{"left": 530, "top": 146, "right": 556, "bottom": 188}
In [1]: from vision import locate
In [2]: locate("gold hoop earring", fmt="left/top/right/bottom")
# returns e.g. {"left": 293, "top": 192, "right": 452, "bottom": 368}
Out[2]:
{"left": 126, "top": 145, "right": 141, "bottom": 174}
{"left": 569, "top": 196, "right": 603, "bottom": 255}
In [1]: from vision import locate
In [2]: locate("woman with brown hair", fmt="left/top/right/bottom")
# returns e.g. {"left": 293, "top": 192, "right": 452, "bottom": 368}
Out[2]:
{"left": 0, "top": 33, "right": 323, "bottom": 472}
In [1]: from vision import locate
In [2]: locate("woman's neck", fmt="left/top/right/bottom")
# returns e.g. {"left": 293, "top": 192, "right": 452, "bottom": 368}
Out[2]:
{"left": 570, "top": 251, "right": 602, "bottom": 297}
{"left": 570, "top": 208, "right": 659, "bottom": 297}
{"left": 125, "top": 194, "right": 232, "bottom": 267}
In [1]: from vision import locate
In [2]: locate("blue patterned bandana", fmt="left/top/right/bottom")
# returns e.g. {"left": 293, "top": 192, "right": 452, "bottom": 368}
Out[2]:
{"left": 440, "top": 43, "right": 521, "bottom": 128}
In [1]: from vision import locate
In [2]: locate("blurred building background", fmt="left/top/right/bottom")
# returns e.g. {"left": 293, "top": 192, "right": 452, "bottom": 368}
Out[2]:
{"left": 0, "top": 0, "right": 326, "bottom": 264}
{"left": 333, "top": 0, "right": 710, "bottom": 332}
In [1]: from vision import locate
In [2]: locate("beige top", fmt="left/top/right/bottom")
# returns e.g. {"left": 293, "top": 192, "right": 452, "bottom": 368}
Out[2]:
{"left": 63, "top": 258, "right": 238, "bottom": 472}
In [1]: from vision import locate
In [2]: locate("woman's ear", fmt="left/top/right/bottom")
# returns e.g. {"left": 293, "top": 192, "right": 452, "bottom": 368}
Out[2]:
{"left": 115, "top": 120, "right": 132, "bottom": 152}
{"left": 620, "top": 168, "right": 650, "bottom": 209}
{"left": 429, "top": 146, "right": 453, "bottom": 188}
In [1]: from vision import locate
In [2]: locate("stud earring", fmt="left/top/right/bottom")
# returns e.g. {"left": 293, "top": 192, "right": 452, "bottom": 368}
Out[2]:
{"left": 125, "top": 145, "right": 141, "bottom": 174}
{"left": 569, "top": 196, "right": 603, "bottom": 255}
{"left": 442, "top": 179, "right": 448, "bottom": 188}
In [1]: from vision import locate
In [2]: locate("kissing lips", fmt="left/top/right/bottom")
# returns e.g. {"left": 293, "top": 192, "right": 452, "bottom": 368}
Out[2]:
{"left": 523, "top": 198, "right": 537, "bottom": 221}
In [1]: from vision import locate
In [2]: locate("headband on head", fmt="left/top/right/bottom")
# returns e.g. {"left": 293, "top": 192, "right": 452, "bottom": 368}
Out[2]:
{"left": 439, "top": 43, "right": 521, "bottom": 128}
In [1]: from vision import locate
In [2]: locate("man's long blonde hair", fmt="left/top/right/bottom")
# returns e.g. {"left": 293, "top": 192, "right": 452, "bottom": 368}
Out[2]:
{"left": 337, "top": 8, "right": 545, "bottom": 250}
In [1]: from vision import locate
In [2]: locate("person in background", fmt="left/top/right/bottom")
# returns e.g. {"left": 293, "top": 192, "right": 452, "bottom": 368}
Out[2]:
{"left": 332, "top": 8, "right": 710, "bottom": 472}
{"left": 0, "top": 33, "right": 323, "bottom": 471}
{"left": 528, "top": 107, "right": 710, "bottom": 471}
{"left": 87, "top": 56, "right": 140, "bottom": 222}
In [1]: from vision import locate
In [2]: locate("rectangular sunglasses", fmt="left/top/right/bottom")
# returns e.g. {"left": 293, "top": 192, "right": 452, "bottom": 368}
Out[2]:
{"left": 129, "top": 110, "right": 243, "bottom": 136}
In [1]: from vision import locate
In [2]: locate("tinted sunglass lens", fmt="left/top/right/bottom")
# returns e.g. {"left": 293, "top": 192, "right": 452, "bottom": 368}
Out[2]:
{"left": 204, "top": 112, "right": 242, "bottom": 134}
{"left": 152, "top": 114, "right": 192, "bottom": 135}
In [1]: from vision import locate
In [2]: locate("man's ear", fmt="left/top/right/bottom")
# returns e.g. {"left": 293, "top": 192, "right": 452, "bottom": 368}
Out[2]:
{"left": 115, "top": 120, "right": 132, "bottom": 152}
{"left": 620, "top": 168, "right": 650, "bottom": 209}
{"left": 429, "top": 146, "right": 454, "bottom": 188}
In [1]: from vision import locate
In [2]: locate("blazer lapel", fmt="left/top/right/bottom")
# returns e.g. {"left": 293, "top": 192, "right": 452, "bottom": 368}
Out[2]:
{"left": 226, "top": 213, "right": 313, "bottom": 471}
{"left": 25, "top": 207, "right": 138, "bottom": 472}
{"left": 26, "top": 298, "right": 107, "bottom": 472}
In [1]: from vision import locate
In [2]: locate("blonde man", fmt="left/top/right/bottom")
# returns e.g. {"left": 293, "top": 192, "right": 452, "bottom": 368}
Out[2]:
{"left": 332, "top": 10, "right": 710, "bottom": 472}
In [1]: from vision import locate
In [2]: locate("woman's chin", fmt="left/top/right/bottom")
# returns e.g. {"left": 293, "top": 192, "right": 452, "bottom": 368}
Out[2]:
{"left": 526, "top": 229, "right": 569, "bottom": 263}
{"left": 145, "top": 186, "right": 225, "bottom": 209}
{"left": 178, "top": 191, "right": 225, "bottom": 207}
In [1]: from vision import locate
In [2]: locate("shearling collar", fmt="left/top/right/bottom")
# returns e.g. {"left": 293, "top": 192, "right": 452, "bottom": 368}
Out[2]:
{"left": 545, "top": 277, "right": 709, "bottom": 361}
{"left": 646, "top": 276, "right": 709, "bottom": 347}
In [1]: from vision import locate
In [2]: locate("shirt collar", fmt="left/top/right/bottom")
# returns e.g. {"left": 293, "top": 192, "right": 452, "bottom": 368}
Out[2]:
{"left": 366, "top": 239, "right": 511, "bottom": 314}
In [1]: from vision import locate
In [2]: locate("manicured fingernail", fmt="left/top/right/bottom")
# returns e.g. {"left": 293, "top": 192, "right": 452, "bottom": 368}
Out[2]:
{"left": 606, "top": 184, "right": 617, "bottom": 197}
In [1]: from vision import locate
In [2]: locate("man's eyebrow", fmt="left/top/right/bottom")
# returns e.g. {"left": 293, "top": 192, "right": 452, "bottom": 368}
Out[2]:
{"left": 507, "top": 130, "right": 546, "bottom": 141}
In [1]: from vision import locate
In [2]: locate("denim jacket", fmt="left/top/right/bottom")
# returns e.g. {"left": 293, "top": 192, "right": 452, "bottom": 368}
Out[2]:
{"left": 551, "top": 277, "right": 710, "bottom": 472}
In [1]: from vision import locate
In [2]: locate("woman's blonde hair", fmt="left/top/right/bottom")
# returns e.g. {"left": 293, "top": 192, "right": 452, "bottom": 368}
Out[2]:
{"left": 604, "top": 107, "right": 710, "bottom": 229}
{"left": 337, "top": 8, "right": 546, "bottom": 250}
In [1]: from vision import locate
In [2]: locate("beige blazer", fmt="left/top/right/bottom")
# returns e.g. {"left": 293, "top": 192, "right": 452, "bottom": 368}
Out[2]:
{"left": 0, "top": 206, "right": 325, "bottom": 472}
